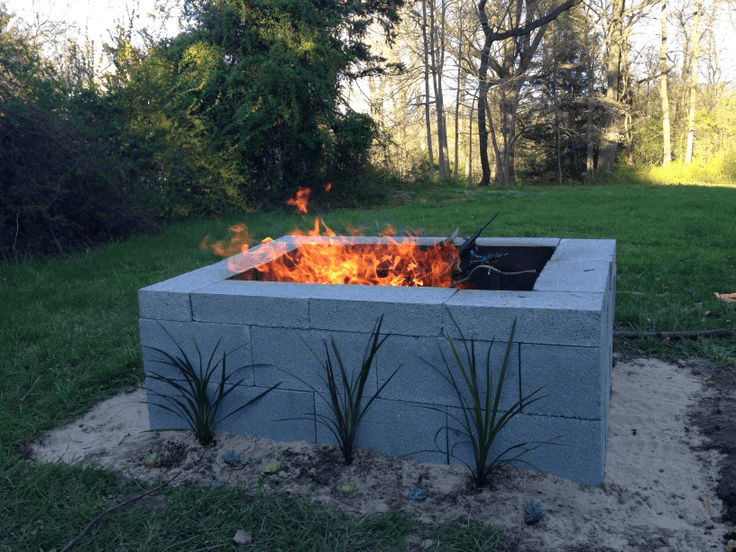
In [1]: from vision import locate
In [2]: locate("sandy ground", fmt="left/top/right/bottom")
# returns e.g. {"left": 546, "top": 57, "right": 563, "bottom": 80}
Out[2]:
{"left": 30, "top": 355, "right": 734, "bottom": 551}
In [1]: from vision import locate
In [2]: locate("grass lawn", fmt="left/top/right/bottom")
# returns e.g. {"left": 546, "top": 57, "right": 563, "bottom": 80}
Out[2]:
{"left": 1, "top": 181, "right": 735, "bottom": 550}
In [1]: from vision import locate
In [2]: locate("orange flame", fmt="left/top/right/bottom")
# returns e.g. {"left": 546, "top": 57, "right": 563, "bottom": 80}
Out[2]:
{"left": 287, "top": 187, "right": 311, "bottom": 215}
{"left": 202, "top": 187, "right": 459, "bottom": 287}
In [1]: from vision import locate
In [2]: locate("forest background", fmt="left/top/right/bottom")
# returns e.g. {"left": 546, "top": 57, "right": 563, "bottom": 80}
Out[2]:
{"left": 1, "top": 0, "right": 735, "bottom": 257}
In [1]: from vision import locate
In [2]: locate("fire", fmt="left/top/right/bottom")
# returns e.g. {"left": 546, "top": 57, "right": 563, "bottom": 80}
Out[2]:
{"left": 286, "top": 187, "right": 311, "bottom": 215}
{"left": 202, "top": 187, "right": 460, "bottom": 287}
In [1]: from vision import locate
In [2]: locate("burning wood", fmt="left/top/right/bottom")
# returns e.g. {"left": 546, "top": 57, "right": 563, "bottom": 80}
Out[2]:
{"left": 202, "top": 189, "right": 539, "bottom": 290}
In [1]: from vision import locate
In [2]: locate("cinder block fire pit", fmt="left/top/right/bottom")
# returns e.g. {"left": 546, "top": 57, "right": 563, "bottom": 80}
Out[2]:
{"left": 139, "top": 236, "right": 615, "bottom": 486}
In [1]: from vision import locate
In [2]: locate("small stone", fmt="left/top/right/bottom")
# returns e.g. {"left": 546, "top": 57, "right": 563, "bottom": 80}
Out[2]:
{"left": 338, "top": 482, "right": 357, "bottom": 494}
{"left": 233, "top": 530, "right": 253, "bottom": 545}
{"left": 407, "top": 487, "right": 429, "bottom": 502}
{"left": 222, "top": 449, "right": 245, "bottom": 467}
{"left": 523, "top": 500, "right": 546, "bottom": 525}
{"left": 259, "top": 459, "right": 282, "bottom": 475}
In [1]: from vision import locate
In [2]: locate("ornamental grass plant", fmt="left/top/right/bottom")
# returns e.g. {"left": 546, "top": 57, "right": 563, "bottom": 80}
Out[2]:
{"left": 424, "top": 319, "right": 547, "bottom": 487}
{"left": 145, "top": 325, "right": 280, "bottom": 446}
{"left": 283, "top": 315, "right": 401, "bottom": 465}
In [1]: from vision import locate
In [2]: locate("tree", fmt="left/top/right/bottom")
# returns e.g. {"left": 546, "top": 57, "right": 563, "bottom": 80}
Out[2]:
{"left": 475, "top": 0, "right": 582, "bottom": 186}
{"left": 659, "top": 0, "right": 671, "bottom": 166}
{"left": 110, "top": 0, "right": 404, "bottom": 213}
{"left": 684, "top": 0, "right": 702, "bottom": 164}
{"left": 1, "top": 11, "right": 150, "bottom": 256}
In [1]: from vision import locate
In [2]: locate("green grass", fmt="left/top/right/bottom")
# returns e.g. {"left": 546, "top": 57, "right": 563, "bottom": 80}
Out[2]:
{"left": 2, "top": 180, "right": 736, "bottom": 550}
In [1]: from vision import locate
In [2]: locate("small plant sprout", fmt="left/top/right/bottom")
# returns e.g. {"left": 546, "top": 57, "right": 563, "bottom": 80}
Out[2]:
{"left": 259, "top": 459, "right": 282, "bottom": 475}
{"left": 145, "top": 325, "right": 280, "bottom": 447}
{"left": 424, "top": 318, "right": 548, "bottom": 487}
{"left": 338, "top": 482, "right": 357, "bottom": 494}
{"left": 282, "top": 315, "right": 401, "bottom": 465}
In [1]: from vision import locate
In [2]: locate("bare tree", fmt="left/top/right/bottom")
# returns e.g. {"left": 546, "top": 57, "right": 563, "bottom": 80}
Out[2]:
{"left": 684, "top": 0, "right": 702, "bottom": 164}
{"left": 420, "top": 0, "right": 436, "bottom": 178}
{"left": 475, "top": 0, "right": 582, "bottom": 186}
{"left": 429, "top": 0, "right": 451, "bottom": 179}
{"left": 659, "top": 0, "right": 672, "bottom": 166}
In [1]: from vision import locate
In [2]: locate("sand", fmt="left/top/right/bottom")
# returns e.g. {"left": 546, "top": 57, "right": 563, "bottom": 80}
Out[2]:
{"left": 29, "top": 355, "right": 734, "bottom": 551}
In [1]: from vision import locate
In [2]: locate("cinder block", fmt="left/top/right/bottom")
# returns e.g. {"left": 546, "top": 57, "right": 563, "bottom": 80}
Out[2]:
{"left": 520, "top": 344, "right": 606, "bottom": 420}
{"left": 551, "top": 239, "right": 616, "bottom": 263}
{"left": 192, "top": 280, "right": 311, "bottom": 328}
{"left": 251, "top": 326, "right": 378, "bottom": 396}
{"left": 138, "top": 259, "right": 234, "bottom": 321}
{"left": 448, "top": 411, "right": 606, "bottom": 486}
{"left": 144, "top": 375, "right": 192, "bottom": 431}
{"left": 216, "top": 386, "right": 317, "bottom": 442}
{"left": 444, "top": 291, "right": 605, "bottom": 347}
{"left": 307, "top": 285, "right": 456, "bottom": 336}
{"left": 377, "top": 335, "right": 521, "bottom": 414}
{"left": 316, "top": 398, "right": 449, "bottom": 464}
{"left": 533, "top": 261, "right": 614, "bottom": 293}
{"left": 139, "top": 319, "right": 254, "bottom": 385}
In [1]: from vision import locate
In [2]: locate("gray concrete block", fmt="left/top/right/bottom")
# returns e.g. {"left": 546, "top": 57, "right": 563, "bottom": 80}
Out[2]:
{"left": 316, "top": 398, "right": 449, "bottom": 464}
{"left": 520, "top": 344, "right": 606, "bottom": 420}
{"left": 144, "top": 375, "right": 192, "bottom": 431}
{"left": 376, "top": 335, "right": 521, "bottom": 414}
{"left": 139, "top": 288, "right": 192, "bottom": 322}
{"left": 139, "top": 319, "right": 254, "bottom": 385}
{"left": 552, "top": 239, "right": 616, "bottom": 263}
{"left": 192, "top": 280, "right": 312, "bottom": 327}
{"left": 307, "top": 284, "right": 457, "bottom": 336}
{"left": 216, "top": 386, "right": 317, "bottom": 442}
{"left": 138, "top": 259, "right": 234, "bottom": 321}
{"left": 448, "top": 411, "right": 606, "bottom": 486}
{"left": 533, "top": 261, "right": 614, "bottom": 293}
{"left": 251, "top": 327, "right": 378, "bottom": 396}
{"left": 444, "top": 291, "right": 605, "bottom": 347}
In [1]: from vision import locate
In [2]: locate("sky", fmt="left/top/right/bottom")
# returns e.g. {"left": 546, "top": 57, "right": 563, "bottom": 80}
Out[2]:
{"left": 5, "top": 0, "right": 735, "bottom": 87}
{"left": 6, "top": 0, "right": 169, "bottom": 40}
{"left": 4, "top": 0, "right": 182, "bottom": 74}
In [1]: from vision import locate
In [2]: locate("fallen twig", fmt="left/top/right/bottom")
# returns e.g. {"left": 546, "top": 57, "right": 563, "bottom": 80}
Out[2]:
{"left": 60, "top": 474, "right": 178, "bottom": 552}
{"left": 613, "top": 328, "right": 734, "bottom": 340}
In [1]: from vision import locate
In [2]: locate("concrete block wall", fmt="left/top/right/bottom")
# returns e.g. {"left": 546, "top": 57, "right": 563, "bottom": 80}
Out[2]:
{"left": 139, "top": 237, "right": 616, "bottom": 486}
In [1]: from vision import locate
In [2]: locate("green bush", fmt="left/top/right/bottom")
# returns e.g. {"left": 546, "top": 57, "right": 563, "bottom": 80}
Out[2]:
{"left": 0, "top": 92, "right": 154, "bottom": 257}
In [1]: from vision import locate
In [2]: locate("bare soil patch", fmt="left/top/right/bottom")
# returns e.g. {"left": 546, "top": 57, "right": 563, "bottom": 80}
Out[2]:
{"left": 30, "top": 355, "right": 735, "bottom": 551}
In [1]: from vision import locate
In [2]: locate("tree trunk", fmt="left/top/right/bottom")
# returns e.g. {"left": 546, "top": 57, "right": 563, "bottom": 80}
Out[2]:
{"left": 476, "top": 0, "right": 493, "bottom": 187}
{"left": 597, "top": 0, "right": 625, "bottom": 172}
{"left": 466, "top": 92, "right": 475, "bottom": 179}
{"left": 685, "top": 2, "right": 701, "bottom": 165}
{"left": 586, "top": 54, "right": 595, "bottom": 173}
{"left": 659, "top": 0, "right": 671, "bottom": 166}
{"left": 453, "top": 3, "right": 464, "bottom": 180}
{"left": 430, "top": 0, "right": 450, "bottom": 180}
{"left": 496, "top": 81, "right": 522, "bottom": 185}
{"left": 421, "top": 0, "right": 435, "bottom": 179}
{"left": 477, "top": 48, "right": 493, "bottom": 186}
